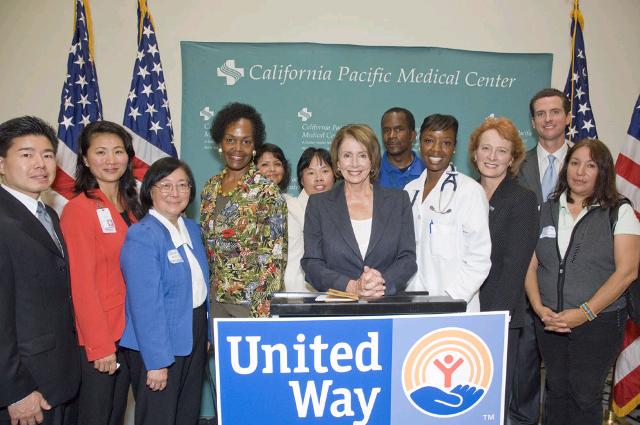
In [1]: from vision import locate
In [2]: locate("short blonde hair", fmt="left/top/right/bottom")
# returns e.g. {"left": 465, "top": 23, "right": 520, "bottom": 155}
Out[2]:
{"left": 330, "top": 124, "right": 381, "bottom": 181}
{"left": 469, "top": 117, "right": 526, "bottom": 176}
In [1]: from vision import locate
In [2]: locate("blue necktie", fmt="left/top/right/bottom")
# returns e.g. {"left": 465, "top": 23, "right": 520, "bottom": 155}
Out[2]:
{"left": 541, "top": 155, "right": 557, "bottom": 201}
{"left": 37, "top": 202, "right": 63, "bottom": 254}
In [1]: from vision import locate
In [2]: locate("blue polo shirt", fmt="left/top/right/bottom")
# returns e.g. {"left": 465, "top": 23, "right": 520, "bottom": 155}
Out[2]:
{"left": 377, "top": 151, "right": 425, "bottom": 189}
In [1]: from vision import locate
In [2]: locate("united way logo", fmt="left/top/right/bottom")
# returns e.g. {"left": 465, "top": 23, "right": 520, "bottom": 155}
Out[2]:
{"left": 217, "top": 59, "right": 244, "bottom": 86}
{"left": 402, "top": 328, "right": 492, "bottom": 417}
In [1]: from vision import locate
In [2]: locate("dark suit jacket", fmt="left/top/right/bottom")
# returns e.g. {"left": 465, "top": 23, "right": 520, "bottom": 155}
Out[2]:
{"left": 516, "top": 148, "right": 543, "bottom": 205}
{"left": 0, "top": 187, "right": 80, "bottom": 417}
{"left": 302, "top": 182, "right": 417, "bottom": 294}
{"left": 479, "top": 176, "right": 539, "bottom": 328}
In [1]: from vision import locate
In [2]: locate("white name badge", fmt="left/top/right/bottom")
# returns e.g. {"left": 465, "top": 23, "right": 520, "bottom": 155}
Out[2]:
{"left": 540, "top": 225, "right": 557, "bottom": 239}
{"left": 97, "top": 208, "right": 116, "bottom": 233}
{"left": 167, "top": 249, "right": 184, "bottom": 264}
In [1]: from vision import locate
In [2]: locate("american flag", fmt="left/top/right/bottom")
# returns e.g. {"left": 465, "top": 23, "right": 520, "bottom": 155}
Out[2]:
{"left": 123, "top": 0, "right": 177, "bottom": 181}
{"left": 616, "top": 94, "right": 640, "bottom": 218}
{"left": 612, "top": 95, "right": 640, "bottom": 417}
{"left": 563, "top": 0, "right": 598, "bottom": 144}
{"left": 50, "top": 0, "right": 103, "bottom": 212}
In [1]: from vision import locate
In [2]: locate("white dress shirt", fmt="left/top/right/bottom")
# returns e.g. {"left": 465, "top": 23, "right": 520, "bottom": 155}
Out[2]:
{"left": 149, "top": 209, "right": 208, "bottom": 308}
{"left": 2, "top": 184, "right": 40, "bottom": 217}
{"left": 536, "top": 142, "right": 569, "bottom": 182}
{"left": 284, "top": 191, "right": 315, "bottom": 292}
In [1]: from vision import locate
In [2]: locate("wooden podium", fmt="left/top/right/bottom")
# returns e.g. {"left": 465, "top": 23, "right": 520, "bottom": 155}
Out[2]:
{"left": 270, "top": 292, "right": 467, "bottom": 317}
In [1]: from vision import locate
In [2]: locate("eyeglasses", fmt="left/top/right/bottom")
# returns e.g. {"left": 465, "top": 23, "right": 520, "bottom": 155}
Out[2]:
{"left": 154, "top": 182, "right": 192, "bottom": 194}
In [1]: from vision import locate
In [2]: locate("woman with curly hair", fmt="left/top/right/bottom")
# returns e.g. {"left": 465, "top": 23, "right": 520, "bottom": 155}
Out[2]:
{"left": 200, "top": 102, "right": 287, "bottom": 318}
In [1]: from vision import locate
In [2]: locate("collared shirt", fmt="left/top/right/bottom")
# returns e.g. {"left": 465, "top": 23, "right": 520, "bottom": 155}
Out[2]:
{"left": 1, "top": 184, "right": 40, "bottom": 217}
{"left": 536, "top": 142, "right": 569, "bottom": 183}
{"left": 378, "top": 151, "right": 425, "bottom": 189}
{"left": 149, "top": 209, "right": 208, "bottom": 308}
{"left": 557, "top": 192, "right": 640, "bottom": 259}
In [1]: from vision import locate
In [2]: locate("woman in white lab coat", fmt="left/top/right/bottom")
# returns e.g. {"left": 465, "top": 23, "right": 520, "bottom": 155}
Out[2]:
{"left": 404, "top": 114, "right": 491, "bottom": 311}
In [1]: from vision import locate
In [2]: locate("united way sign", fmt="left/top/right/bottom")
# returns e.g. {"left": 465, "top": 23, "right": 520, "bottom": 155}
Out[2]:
{"left": 214, "top": 313, "right": 508, "bottom": 424}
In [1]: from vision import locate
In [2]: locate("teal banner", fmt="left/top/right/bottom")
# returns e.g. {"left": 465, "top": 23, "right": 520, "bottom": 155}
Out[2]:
{"left": 180, "top": 42, "right": 552, "bottom": 214}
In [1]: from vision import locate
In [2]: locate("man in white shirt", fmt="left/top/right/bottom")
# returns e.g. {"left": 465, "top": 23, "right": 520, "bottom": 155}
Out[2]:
{"left": 511, "top": 88, "right": 571, "bottom": 425}
{"left": 0, "top": 116, "right": 80, "bottom": 425}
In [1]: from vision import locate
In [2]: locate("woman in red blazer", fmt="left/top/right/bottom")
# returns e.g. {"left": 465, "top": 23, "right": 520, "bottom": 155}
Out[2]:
{"left": 60, "top": 121, "right": 143, "bottom": 425}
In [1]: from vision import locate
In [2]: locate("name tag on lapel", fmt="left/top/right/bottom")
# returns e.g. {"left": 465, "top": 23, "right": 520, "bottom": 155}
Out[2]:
{"left": 540, "top": 225, "right": 556, "bottom": 239}
{"left": 167, "top": 249, "right": 184, "bottom": 263}
{"left": 96, "top": 208, "right": 116, "bottom": 233}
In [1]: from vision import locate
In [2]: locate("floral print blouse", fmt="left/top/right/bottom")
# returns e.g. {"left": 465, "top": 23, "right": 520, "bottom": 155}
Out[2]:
{"left": 200, "top": 165, "right": 287, "bottom": 317}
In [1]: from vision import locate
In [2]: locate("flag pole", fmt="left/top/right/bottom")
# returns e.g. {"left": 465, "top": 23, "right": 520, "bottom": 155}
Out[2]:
{"left": 603, "top": 362, "right": 629, "bottom": 425}
{"left": 567, "top": 0, "right": 579, "bottom": 142}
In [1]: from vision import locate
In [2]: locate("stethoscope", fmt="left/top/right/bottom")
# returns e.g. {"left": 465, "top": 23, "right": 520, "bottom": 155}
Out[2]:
{"left": 410, "top": 164, "right": 458, "bottom": 215}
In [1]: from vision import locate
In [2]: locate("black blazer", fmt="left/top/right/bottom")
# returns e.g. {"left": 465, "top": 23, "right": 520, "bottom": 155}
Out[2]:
{"left": 302, "top": 182, "right": 417, "bottom": 294}
{"left": 479, "top": 176, "right": 539, "bottom": 328}
{"left": 517, "top": 148, "right": 543, "bottom": 205}
{"left": 0, "top": 187, "right": 80, "bottom": 416}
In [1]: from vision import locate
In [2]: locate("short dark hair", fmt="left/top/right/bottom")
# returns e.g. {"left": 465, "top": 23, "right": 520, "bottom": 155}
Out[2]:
{"left": 529, "top": 88, "right": 570, "bottom": 116}
{"left": 551, "top": 138, "right": 620, "bottom": 209}
{"left": 296, "top": 147, "right": 333, "bottom": 190}
{"left": 419, "top": 114, "right": 459, "bottom": 144}
{"left": 381, "top": 107, "right": 416, "bottom": 132}
{"left": 209, "top": 102, "right": 266, "bottom": 149}
{"left": 0, "top": 116, "right": 58, "bottom": 157}
{"left": 75, "top": 120, "right": 143, "bottom": 219}
{"left": 254, "top": 143, "right": 291, "bottom": 191}
{"left": 140, "top": 157, "right": 196, "bottom": 214}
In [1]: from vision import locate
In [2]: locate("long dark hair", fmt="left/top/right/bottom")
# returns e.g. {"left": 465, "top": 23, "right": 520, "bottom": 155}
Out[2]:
{"left": 550, "top": 138, "right": 620, "bottom": 208}
{"left": 75, "top": 121, "right": 143, "bottom": 220}
{"left": 254, "top": 143, "right": 290, "bottom": 191}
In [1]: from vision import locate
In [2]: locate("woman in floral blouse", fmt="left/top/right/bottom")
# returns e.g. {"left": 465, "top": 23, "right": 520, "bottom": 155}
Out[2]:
{"left": 200, "top": 102, "right": 287, "bottom": 318}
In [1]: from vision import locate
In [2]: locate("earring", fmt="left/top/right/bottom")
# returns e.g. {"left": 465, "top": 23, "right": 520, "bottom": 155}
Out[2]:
{"left": 252, "top": 149, "right": 256, "bottom": 157}
{"left": 218, "top": 147, "right": 223, "bottom": 158}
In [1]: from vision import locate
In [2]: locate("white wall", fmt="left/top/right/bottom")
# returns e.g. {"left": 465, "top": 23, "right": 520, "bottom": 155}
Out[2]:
{"left": 1, "top": 0, "right": 639, "bottom": 156}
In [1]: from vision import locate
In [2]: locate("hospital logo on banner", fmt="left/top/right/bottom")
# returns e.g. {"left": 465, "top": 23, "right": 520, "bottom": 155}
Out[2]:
{"left": 215, "top": 313, "right": 507, "bottom": 425}
{"left": 402, "top": 328, "right": 492, "bottom": 417}
{"left": 217, "top": 59, "right": 244, "bottom": 85}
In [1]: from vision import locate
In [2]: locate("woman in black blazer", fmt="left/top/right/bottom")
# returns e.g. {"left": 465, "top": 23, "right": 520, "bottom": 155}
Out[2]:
{"left": 469, "top": 117, "right": 539, "bottom": 421}
{"left": 302, "top": 124, "right": 417, "bottom": 296}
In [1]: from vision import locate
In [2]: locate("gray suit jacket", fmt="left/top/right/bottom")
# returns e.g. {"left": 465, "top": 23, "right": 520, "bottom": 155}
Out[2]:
{"left": 302, "top": 182, "right": 417, "bottom": 294}
{"left": 517, "top": 147, "right": 543, "bottom": 205}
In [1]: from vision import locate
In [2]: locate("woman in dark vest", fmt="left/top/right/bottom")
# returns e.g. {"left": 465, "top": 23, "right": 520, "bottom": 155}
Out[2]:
{"left": 524, "top": 138, "right": 640, "bottom": 425}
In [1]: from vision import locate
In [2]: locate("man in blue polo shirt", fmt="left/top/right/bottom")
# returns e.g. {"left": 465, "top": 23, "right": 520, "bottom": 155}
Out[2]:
{"left": 378, "top": 107, "right": 425, "bottom": 189}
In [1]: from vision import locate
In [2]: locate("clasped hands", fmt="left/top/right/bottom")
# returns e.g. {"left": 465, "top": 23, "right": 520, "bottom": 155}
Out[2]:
{"left": 346, "top": 266, "right": 386, "bottom": 298}
{"left": 534, "top": 305, "right": 587, "bottom": 333}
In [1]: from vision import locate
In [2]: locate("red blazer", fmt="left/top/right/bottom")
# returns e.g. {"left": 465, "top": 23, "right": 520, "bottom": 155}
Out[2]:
{"left": 60, "top": 190, "right": 135, "bottom": 361}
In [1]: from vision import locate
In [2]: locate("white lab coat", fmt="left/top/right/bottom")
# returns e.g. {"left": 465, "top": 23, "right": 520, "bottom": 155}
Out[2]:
{"left": 403, "top": 165, "right": 491, "bottom": 311}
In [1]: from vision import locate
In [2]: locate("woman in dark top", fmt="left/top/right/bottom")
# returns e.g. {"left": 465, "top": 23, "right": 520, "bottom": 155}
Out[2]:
{"left": 468, "top": 116, "right": 538, "bottom": 422}
{"left": 525, "top": 139, "right": 640, "bottom": 425}
{"left": 302, "top": 124, "right": 416, "bottom": 296}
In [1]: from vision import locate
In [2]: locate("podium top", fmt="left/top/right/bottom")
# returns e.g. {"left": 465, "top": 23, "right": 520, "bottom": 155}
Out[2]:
{"left": 269, "top": 292, "right": 467, "bottom": 317}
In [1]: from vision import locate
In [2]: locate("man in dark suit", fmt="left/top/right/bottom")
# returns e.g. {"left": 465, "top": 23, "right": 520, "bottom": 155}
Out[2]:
{"left": 511, "top": 89, "right": 571, "bottom": 425}
{"left": 0, "top": 116, "right": 80, "bottom": 425}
